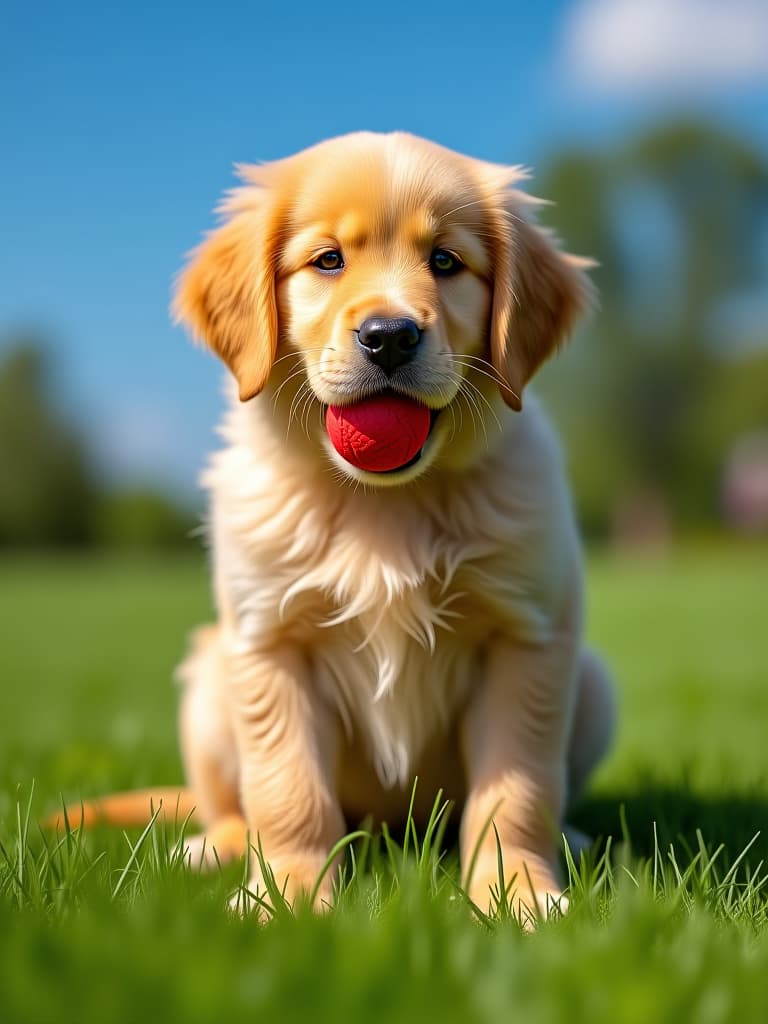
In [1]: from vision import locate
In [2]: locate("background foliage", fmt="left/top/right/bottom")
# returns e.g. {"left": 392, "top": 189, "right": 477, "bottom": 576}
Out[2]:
{"left": 2, "top": 118, "right": 766, "bottom": 547}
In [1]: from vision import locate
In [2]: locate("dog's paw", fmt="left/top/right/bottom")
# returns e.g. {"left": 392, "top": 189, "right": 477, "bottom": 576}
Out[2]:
{"left": 467, "top": 854, "right": 568, "bottom": 930}
{"left": 529, "top": 888, "right": 570, "bottom": 925}
{"left": 228, "top": 852, "right": 334, "bottom": 919}
{"left": 182, "top": 814, "right": 248, "bottom": 872}
{"left": 227, "top": 883, "right": 273, "bottom": 921}
{"left": 182, "top": 833, "right": 217, "bottom": 871}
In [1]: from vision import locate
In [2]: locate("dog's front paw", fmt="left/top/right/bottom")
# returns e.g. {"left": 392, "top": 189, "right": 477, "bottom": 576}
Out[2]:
{"left": 467, "top": 852, "right": 568, "bottom": 930}
{"left": 229, "top": 851, "right": 335, "bottom": 919}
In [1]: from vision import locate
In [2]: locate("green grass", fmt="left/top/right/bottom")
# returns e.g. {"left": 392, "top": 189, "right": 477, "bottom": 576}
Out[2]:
{"left": 1, "top": 545, "right": 767, "bottom": 1022}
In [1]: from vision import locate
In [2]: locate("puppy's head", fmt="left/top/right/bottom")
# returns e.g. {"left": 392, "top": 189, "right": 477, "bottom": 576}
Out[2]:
{"left": 174, "top": 132, "right": 591, "bottom": 485}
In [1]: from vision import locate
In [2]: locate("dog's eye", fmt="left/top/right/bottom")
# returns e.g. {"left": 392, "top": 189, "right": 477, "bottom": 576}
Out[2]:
{"left": 312, "top": 250, "right": 345, "bottom": 273}
{"left": 430, "top": 249, "right": 463, "bottom": 277}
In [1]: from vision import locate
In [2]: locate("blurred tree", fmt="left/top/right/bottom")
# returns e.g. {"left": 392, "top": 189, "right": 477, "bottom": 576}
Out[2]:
{"left": 0, "top": 340, "right": 97, "bottom": 546}
{"left": 0, "top": 339, "right": 198, "bottom": 549}
{"left": 536, "top": 120, "right": 768, "bottom": 538}
{"left": 94, "top": 489, "right": 196, "bottom": 549}
{"left": 4, "top": 121, "right": 767, "bottom": 547}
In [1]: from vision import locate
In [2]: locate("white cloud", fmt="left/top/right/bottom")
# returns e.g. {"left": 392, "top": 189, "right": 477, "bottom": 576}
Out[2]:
{"left": 561, "top": 0, "right": 768, "bottom": 93}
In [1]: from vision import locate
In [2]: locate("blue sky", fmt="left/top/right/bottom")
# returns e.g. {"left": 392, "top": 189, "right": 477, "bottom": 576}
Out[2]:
{"left": 3, "top": 0, "right": 767, "bottom": 496}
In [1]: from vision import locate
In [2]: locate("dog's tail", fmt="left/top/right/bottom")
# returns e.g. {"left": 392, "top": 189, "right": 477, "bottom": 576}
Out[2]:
{"left": 43, "top": 788, "right": 199, "bottom": 831}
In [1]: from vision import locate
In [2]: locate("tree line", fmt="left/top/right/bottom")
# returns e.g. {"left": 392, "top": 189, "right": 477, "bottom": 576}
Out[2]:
{"left": 0, "top": 345, "right": 196, "bottom": 548}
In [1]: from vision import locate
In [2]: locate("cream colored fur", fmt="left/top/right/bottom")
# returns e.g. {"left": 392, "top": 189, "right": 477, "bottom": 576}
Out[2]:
{"left": 173, "top": 131, "right": 615, "bottom": 921}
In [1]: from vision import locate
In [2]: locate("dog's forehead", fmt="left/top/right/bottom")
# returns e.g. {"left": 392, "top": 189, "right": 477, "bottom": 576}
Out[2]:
{"left": 285, "top": 134, "right": 487, "bottom": 238}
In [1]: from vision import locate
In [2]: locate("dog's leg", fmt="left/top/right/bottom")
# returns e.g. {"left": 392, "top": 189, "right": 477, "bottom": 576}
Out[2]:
{"left": 460, "top": 636, "right": 575, "bottom": 927}
{"left": 227, "top": 642, "right": 344, "bottom": 912}
{"left": 177, "top": 625, "right": 246, "bottom": 868}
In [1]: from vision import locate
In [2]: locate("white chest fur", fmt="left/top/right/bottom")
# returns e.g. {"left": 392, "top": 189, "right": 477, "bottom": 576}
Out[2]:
{"left": 205, "top": 396, "right": 577, "bottom": 787}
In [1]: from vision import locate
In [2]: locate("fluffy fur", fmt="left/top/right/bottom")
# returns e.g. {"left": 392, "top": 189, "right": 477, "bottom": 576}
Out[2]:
{"left": 171, "top": 132, "right": 614, "bottom": 919}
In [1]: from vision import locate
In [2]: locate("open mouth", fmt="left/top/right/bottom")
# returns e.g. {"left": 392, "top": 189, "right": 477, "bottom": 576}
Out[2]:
{"left": 325, "top": 391, "right": 441, "bottom": 475}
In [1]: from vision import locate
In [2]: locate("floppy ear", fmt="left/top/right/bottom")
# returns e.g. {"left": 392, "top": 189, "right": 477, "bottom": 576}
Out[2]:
{"left": 173, "top": 174, "right": 280, "bottom": 402}
{"left": 487, "top": 188, "right": 593, "bottom": 411}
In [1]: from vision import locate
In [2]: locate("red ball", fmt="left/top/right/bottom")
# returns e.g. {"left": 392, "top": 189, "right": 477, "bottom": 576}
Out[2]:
{"left": 325, "top": 395, "right": 431, "bottom": 473}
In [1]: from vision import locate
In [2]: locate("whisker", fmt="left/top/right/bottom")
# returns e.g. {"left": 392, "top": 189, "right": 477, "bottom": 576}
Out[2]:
{"left": 457, "top": 386, "right": 479, "bottom": 442}
{"left": 446, "top": 352, "right": 496, "bottom": 367}
{"left": 272, "top": 365, "right": 312, "bottom": 405}
{"left": 445, "top": 353, "right": 501, "bottom": 375}
{"left": 444, "top": 363, "right": 500, "bottom": 438}
{"left": 446, "top": 395, "right": 458, "bottom": 443}
{"left": 458, "top": 379, "right": 488, "bottom": 446}
{"left": 287, "top": 380, "right": 312, "bottom": 438}
{"left": 458, "top": 375, "right": 501, "bottom": 433}
{"left": 447, "top": 362, "right": 505, "bottom": 389}
{"left": 448, "top": 367, "right": 505, "bottom": 400}
{"left": 447, "top": 356, "right": 514, "bottom": 398}
{"left": 270, "top": 347, "right": 328, "bottom": 369}
{"left": 458, "top": 366, "right": 520, "bottom": 407}
{"left": 294, "top": 384, "right": 310, "bottom": 437}
{"left": 300, "top": 384, "right": 321, "bottom": 440}
{"left": 284, "top": 382, "right": 305, "bottom": 436}
{"left": 304, "top": 401, "right": 321, "bottom": 441}
{"left": 444, "top": 376, "right": 478, "bottom": 442}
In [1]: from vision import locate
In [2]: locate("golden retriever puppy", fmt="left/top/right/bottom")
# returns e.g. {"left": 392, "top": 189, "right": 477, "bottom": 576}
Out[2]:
{"left": 173, "top": 131, "right": 614, "bottom": 919}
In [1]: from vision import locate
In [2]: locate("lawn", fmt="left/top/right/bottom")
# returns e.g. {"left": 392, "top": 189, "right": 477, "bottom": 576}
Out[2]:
{"left": 1, "top": 545, "right": 767, "bottom": 1022}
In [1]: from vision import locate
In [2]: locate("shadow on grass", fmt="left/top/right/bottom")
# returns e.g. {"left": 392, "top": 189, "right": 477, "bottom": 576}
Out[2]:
{"left": 345, "top": 780, "right": 768, "bottom": 874}
{"left": 571, "top": 786, "right": 768, "bottom": 865}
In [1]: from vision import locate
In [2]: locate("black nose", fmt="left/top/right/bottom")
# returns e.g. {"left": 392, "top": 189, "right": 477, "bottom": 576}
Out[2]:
{"left": 356, "top": 317, "right": 422, "bottom": 373}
